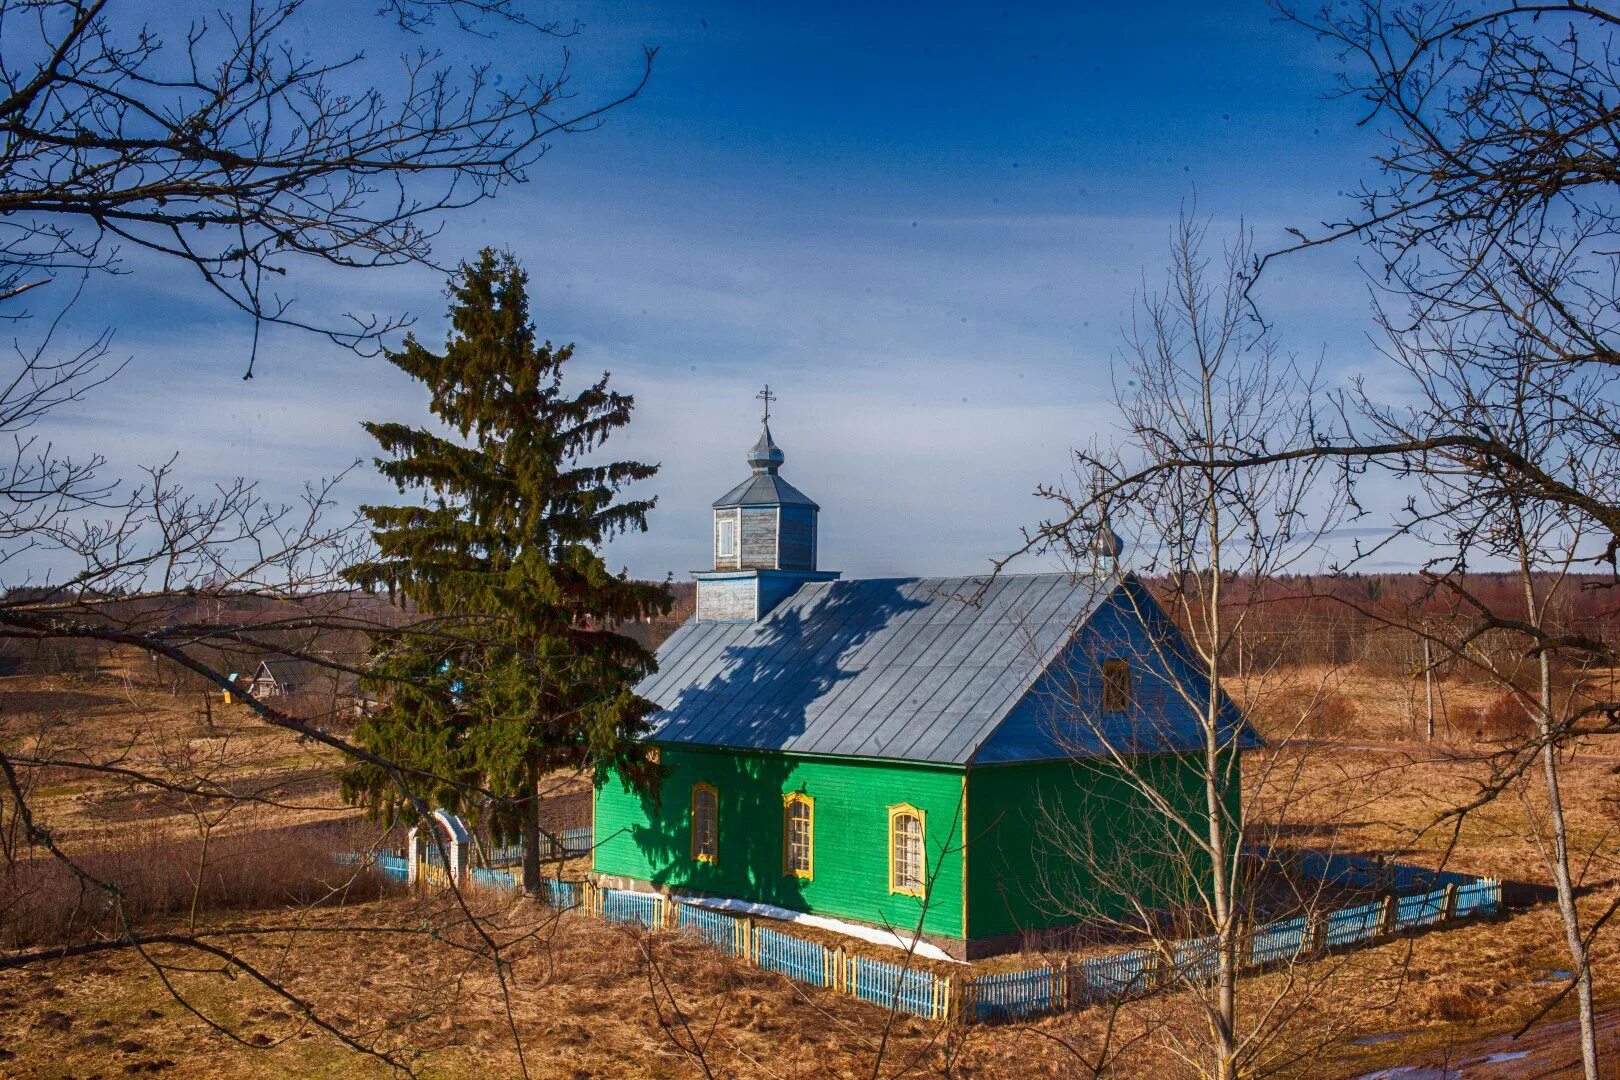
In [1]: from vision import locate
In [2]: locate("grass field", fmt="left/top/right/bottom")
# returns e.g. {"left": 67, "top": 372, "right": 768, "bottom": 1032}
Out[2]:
{"left": 3, "top": 663, "right": 1619, "bottom": 1077}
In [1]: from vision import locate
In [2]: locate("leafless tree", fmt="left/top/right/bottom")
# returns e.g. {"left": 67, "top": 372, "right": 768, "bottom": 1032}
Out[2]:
{"left": 1245, "top": 6, "right": 1620, "bottom": 1074}
{"left": 0, "top": 0, "right": 653, "bottom": 373}
{"left": 0, "top": 1, "right": 659, "bottom": 1071}
{"left": 999, "top": 216, "right": 1353, "bottom": 1079}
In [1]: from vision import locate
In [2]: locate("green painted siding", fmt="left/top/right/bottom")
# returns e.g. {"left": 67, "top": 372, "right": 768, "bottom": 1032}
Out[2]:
{"left": 966, "top": 753, "right": 1230, "bottom": 939}
{"left": 595, "top": 745, "right": 965, "bottom": 939}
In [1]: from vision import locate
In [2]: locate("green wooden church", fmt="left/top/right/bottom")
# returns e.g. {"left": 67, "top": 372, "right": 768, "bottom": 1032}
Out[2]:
{"left": 592, "top": 404, "right": 1256, "bottom": 958}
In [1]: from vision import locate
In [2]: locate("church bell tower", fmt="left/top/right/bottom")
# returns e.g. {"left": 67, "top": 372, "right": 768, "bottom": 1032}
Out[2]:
{"left": 695, "top": 386, "right": 839, "bottom": 622}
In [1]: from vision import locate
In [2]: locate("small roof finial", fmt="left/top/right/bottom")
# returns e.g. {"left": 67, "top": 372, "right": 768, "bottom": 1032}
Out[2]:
{"left": 747, "top": 386, "right": 786, "bottom": 473}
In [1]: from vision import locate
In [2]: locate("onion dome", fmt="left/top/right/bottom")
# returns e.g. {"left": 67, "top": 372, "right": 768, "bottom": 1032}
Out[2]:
{"left": 1091, "top": 518, "right": 1125, "bottom": 565}
{"left": 748, "top": 422, "right": 786, "bottom": 473}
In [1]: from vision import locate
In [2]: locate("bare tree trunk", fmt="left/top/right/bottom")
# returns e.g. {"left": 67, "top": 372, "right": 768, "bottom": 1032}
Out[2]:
{"left": 1516, "top": 525, "right": 1598, "bottom": 1080}
{"left": 1423, "top": 636, "right": 1435, "bottom": 743}
{"left": 1538, "top": 729, "right": 1596, "bottom": 1079}
{"left": 520, "top": 761, "right": 542, "bottom": 897}
{"left": 1202, "top": 428, "right": 1238, "bottom": 1080}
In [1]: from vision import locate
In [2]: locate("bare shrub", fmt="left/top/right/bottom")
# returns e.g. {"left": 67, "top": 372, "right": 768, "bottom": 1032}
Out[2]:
{"left": 1460, "top": 693, "right": 1535, "bottom": 744}
{"left": 1250, "top": 684, "right": 1360, "bottom": 740}
{"left": 0, "top": 821, "right": 393, "bottom": 948}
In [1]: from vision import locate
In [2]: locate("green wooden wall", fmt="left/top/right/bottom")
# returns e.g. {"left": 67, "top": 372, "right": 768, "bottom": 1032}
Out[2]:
{"left": 965, "top": 752, "right": 1232, "bottom": 939}
{"left": 594, "top": 744, "right": 967, "bottom": 939}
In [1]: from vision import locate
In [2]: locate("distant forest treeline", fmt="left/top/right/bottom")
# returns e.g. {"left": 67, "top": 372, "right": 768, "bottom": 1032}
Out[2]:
{"left": 1146, "top": 572, "right": 1620, "bottom": 677}
{"left": 5, "top": 574, "right": 1611, "bottom": 688}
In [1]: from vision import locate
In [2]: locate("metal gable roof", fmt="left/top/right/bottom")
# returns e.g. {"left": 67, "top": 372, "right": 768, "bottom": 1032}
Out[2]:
{"left": 636, "top": 572, "right": 1120, "bottom": 765}
{"left": 256, "top": 658, "right": 311, "bottom": 683}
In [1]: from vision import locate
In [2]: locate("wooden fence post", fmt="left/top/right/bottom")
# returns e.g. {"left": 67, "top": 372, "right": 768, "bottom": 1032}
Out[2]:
{"left": 1379, "top": 894, "right": 1398, "bottom": 936}
{"left": 1442, "top": 883, "right": 1459, "bottom": 921}
{"left": 939, "top": 975, "right": 953, "bottom": 1022}
{"left": 1307, "top": 909, "right": 1328, "bottom": 954}
{"left": 741, "top": 917, "right": 755, "bottom": 964}
{"left": 832, "top": 947, "right": 846, "bottom": 993}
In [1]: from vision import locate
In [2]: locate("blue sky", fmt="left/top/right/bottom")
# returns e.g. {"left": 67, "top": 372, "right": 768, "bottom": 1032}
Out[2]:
{"left": 32, "top": 0, "right": 1398, "bottom": 583}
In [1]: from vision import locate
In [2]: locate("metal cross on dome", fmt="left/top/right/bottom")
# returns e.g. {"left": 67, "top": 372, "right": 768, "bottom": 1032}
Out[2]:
{"left": 756, "top": 384, "right": 776, "bottom": 423}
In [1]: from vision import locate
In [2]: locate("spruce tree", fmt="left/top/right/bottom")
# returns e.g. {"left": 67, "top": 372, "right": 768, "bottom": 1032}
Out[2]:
{"left": 341, "top": 249, "right": 670, "bottom": 893}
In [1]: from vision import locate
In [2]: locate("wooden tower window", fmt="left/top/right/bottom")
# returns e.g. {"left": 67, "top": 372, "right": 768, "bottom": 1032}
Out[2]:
{"left": 783, "top": 793, "right": 814, "bottom": 879}
{"left": 691, "top": 783, "right": 718, "bottom": 863}
{"left": 888, "top": 804, "right": 925, "bottom": 896}
{"left": 1102, "top": 659, "right": 1132, "bottom": 714}
{"left": 716, "top": 516, "right": 738, "bottom": 560}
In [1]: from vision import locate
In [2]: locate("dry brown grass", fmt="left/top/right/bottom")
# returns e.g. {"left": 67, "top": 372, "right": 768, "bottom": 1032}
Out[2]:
{"left": 2, "top": 670, "right": 356, "bottom": 846}
{"left": 7, "top": 664, "right": 1620, "bottom": 1077}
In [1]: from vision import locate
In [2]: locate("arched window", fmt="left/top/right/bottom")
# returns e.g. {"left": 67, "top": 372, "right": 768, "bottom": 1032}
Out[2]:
{"left": 691, "top": 783, "right": 718, "bottom": 863}
{"left": 783, "top": 793, "right": 814, "bottom": 879}
{"left": 888, "top": 804, "right": 925, "bottom": 896}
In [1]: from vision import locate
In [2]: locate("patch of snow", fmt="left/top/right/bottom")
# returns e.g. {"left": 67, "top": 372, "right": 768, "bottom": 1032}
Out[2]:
{"left": 676, "top": 894, "right": 964, "bottom": 964}
{"left": 1478, "top": 1052, "right": 1529, "bottom": 1065}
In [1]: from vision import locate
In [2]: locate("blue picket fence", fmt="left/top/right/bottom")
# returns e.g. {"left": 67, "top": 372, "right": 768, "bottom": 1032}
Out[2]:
{"left": 353, "top": 838, "right": 1504, "bottom": 1026}
{"left": 1397, "top": 889, "right": 1447, "bottom": 928}
{"left": 600, "top": 888, "right": 664, "bottom": 930}
{"left": 483, "top": 827, "right": 594, "bottom": 868}
{"left": 1173, "top": 934, "right": 1221, "bottom": 983}
{"left": 846, "top": 954, "right": 942, "bottom": 1018}
{"left": 1078, "top": 948, "right": 1156, "bottom": 1002}
{"left": 1325, "top": 899, "right": 1385, "bottom": 948}
{"left": 678, "top": 902, "right": 744, "bottom": 955}
{"left": 756, "top": 926, "right": 831, "bottom": 987}
{"left": 470, "top": 866, "right": 515, "bottom": 889}
{"left": 332, "top": 852, "right": 410, "bottom": 880}
{"left": 484, "top": 844, "right": 524, "bottom": 866}
{"left": 965, "top": 966, "right": 1058, "bottom": 1021}
{"left": 462, "top": 866, "right": 590, "bottom": 910}
{"left": 1249, "top": 913, "right": 1309, "bottom": 966}
{"left": 971, "top": 876, "right": 1504, "bottom": 1022}
{"left": 1455, "top": 878, "right": 1500, "bottom": 917}
{"left": 542, "top": 877, "right": 582, "bottom": 910}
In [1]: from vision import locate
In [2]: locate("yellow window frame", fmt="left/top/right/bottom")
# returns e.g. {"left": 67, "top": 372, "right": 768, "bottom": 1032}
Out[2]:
{"left": 887, "top": 802, "right": 926, "bottom": 897}
{"left": 691, "top": 782, "right": 718, "bottom": 864}
{"left": 782, "top": 792, "right": 815, "bottom": 879}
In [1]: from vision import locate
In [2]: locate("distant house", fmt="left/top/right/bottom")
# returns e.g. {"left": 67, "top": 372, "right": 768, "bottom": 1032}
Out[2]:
{"left": 592, "top": 410, "right": 1258, "bottom": 959}
{"left": 248, "top": 659, "right": 310, "bottom": 698}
